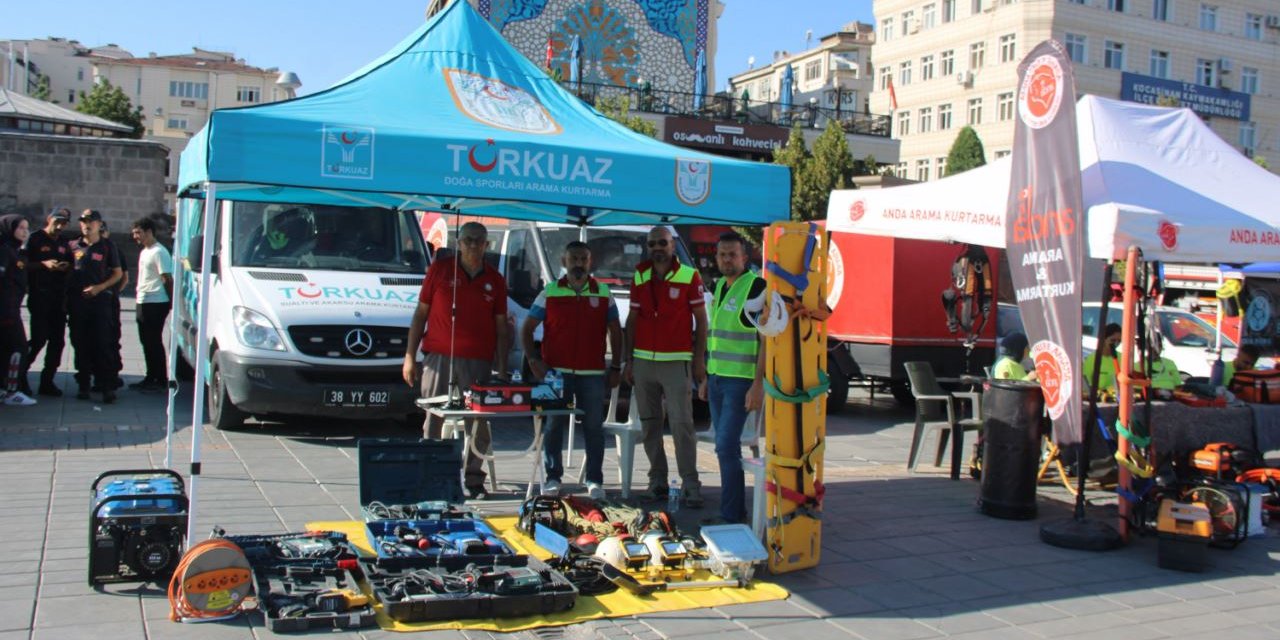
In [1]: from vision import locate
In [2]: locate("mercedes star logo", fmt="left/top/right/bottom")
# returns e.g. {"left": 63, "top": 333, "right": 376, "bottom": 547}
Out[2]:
{"left": 344, "top": 329, "right": 373, "bottom": 356}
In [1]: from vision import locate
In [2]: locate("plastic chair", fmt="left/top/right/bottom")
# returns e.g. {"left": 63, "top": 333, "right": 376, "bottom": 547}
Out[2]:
{"left": 904, "top": 361, "right": 983, "bottom": 480}
{"left": 699, "top": 411, "right": 767, "bottom": 538}
{"left": 576, "top": 386, "right": 641, "bottom": 498}
{"left": 696, "top": 409, "right": 762, "bottom": 458}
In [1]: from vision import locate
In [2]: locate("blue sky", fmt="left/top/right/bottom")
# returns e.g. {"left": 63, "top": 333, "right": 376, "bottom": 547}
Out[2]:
{"left": 5, "top": 0, "right": 873, "bottom": 95}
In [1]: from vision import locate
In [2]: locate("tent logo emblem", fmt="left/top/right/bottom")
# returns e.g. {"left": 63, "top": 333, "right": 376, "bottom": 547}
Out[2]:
{"left": 674, "top": 159, "right": 711, "bottom": 205}
{"left": 826, "top": 240, "right": 845, "bottom": 310}
{"left": 321, "top": 125, "right": 375, "bottom": 180}
{"left": 849, "top": 199, "right": 866, "bottom": 223}
{"left": 1018, "top": 54, "right": 1064, "bottom": 130}
{"left": 1158, "top": 220, "right": 1179, "bottom": 251}
{"left": 445, "top": 69, "right": 562, "bottom": 135}
{"left": 1031, "top": 340, "right": 1072, "bottom": 420}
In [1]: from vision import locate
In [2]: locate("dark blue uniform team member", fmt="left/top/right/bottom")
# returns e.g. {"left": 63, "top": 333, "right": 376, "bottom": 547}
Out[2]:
{"left": 68, "top": 210, "right": 123, "bottom": 403}
{"left": 0, "top": 214, "right": 37, "bottom": 406}
{"left": 21, "top": 207, "right": 71, "bottom": 397}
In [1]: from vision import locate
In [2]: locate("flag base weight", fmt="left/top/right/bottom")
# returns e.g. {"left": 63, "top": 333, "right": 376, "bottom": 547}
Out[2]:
{"left": 1040, "top": 517, "right": 1123, "bottom": 551}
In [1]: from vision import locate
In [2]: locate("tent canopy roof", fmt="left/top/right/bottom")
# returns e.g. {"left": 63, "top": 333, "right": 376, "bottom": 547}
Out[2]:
{"left": 827, "top": 96, "right": 1280, "bottom": 263}
{"left": 179, "top": 0, "right": 789, "bottom": 226}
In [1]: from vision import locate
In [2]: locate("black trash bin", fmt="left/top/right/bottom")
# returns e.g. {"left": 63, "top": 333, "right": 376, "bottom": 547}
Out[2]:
{"left": 979, "top": 379, "right": 1045, "bottom": 520}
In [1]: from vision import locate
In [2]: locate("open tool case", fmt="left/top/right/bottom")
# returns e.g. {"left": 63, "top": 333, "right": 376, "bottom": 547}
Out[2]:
{"left": 223, "top": 531, "right": 375, "bottom": 632}
{"left": 358, "top": 438, "right": 577, "bottom": 621}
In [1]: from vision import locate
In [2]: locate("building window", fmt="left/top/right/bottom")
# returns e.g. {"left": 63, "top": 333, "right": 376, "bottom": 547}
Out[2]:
{"left": 897, "top": 110, "right": 912, "bottom": 136}
{"left": 1067, "top": 0, "right": 1086, "bottom": 4}
{"left": 169, "top": 81, "right": 209, "bottom": 99}
{"left": 923, "top": 3, "right": 937, "bottom": 29}
{"left": 1107, "top": 0, "right": 1125, "bottom": 12}
{"left": 1241, "top": 67, "right": 1259, "bottom": 95}
{"left": 804, "top": 60, "right": 822, "bottom": 82}
{"left": 68, "top": 89, "right": 76, "bottom": 104}
{"left": 236, "top": 86, "right": 261, "bottom": 103}
{"left": 940, "top": 50, "right": 956, "bottom": 76}
{"left": 995, "top": 150, "right": 1011, "bottom": 159}
{"left": 881, "top": 18, "right": 895, "bottom": 42}
{"left": 972, "top": 0, "right": 983, "bottom": 15}
{"left": 1153, "top": 0, "right": 1169, "bottom": 20}
{"left": 968, "top": 98, "right": 983, "bottom": 125}
{"left": 1150, "top": 50, "right": 1170, "bottom": 78}
{"left": 1240, "top": 122, "right": 1256, "bottom": 153}
{"left": 1104, "top": 41, "right": 1125, "bottom": 70}
{"left": 939, "top": 103, "right": 953, "bottom": 129}
{"left": 999, "top": 34, "right": 1017, "bottom": 63}
{"left": 135, "top": 77, "right": 142, "bottom": 96}
{"left": 896, "top": 162, "right": 908, "bottom": 178}
{"left": 1199, "top": 4, "right": 1217, "bottom": 32}
{"left": 901, "top": 10, "right": 915, "bottom": 36}
{"left": 997, "top": 92, "right": 1014, "bottom": 120}
{"left": 1196, "top": 58, "right": 1217, "bottom": 87}
{"left": 916, "top": 159, "right": 931, "bottom": 182}
{"left": 969, "top": 42, "right": 986, "bottom": 69}
{"left": 1245, "top": 14, "right": 1263, "bottom": 40}
{"left": 899, "top": 60, "right": 913, "bottom": 85}
{"left": 879, "top": 66, "right": 891, "bottom": 90}
{"left": 919, "top": 107, "right": 934, "bottom": 132}
{"left": 942, "top": 0, "right": 956, "bottom": 22}
{"left": 921, "top": 55, "right": 935, "bottom": 81}
{"left": 77, "top": 68, "right": 84, "bottom": 81}
{"left": 1065, "top": 34, "right": 1086, "bottom": 64}
{"left": 167, "top": 117, "right": 189, "bottom": 130}
{"left": 758, "top": 78, "right": 772, "bottom": 102}
{"left": 937, "top": 157, "right": 948, "bottom": 176}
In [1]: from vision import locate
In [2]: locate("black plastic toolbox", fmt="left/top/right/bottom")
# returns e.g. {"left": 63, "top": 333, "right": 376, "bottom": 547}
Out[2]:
{"left": 253, "top": 564, "right": 377, "bottom": 632}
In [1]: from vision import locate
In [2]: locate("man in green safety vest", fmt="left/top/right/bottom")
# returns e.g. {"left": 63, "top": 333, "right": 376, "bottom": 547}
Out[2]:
{"left": 623, "top": 226, "right": 709, "bottom": 507}
{"left": 698, "top": 231, "right": 765, "bottom": 524}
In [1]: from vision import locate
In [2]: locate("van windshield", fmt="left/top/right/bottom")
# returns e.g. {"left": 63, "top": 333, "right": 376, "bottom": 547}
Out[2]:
{"left": 539, "top": 227, "right": 696, "bottom": 288}
{"left": 231, "top": 203, "right": 428, "bottom": 273}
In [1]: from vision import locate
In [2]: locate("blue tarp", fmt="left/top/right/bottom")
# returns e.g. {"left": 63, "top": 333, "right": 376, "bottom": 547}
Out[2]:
{"left": 178, "top": 0, "right": 789, "bottom": 226}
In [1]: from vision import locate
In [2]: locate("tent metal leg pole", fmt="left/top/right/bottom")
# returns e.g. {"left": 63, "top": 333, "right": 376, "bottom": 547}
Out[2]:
{"left": 186, "top": 184, "right": 219, "bottom": 548}
{"left": 164, "top": 204, "right": 187, "bottom": 471}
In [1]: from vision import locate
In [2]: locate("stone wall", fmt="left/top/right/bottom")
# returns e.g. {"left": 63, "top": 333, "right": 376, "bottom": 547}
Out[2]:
{"left": 0, "top": 131, "right": 169, "bottom": 284}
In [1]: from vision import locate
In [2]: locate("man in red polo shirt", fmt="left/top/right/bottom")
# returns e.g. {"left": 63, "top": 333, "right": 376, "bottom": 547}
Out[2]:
{"left": 623, "top": 226, "right": 708, "bottom": 507}
{"left": 404, "top": 221, "right": 510, "bottom": 498}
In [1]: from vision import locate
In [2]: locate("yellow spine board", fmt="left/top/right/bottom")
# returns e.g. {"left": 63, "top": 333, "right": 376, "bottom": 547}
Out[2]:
{"left": 763, "top": 222, "right": 828, "bottom": 574}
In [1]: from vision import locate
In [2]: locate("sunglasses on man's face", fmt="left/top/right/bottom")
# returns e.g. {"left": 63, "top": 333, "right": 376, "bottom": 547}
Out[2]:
{"left": 647, "top": 239, "right": 669, "bottom": 248}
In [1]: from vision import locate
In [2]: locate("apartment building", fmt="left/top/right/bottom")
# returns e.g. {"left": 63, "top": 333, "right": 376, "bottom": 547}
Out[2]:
{"left": 872, "top": 0, "right": 1279, "bottom": 180}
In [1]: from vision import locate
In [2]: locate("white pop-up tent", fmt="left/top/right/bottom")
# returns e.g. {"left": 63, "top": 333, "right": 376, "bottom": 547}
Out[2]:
{"left": 827, "top": 96, "right": 1280, "bottom": 262}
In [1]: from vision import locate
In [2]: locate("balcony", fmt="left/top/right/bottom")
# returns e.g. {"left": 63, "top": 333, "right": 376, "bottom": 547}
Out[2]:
{"left": 561, "top": 80, "right": 891, "bottom": 138}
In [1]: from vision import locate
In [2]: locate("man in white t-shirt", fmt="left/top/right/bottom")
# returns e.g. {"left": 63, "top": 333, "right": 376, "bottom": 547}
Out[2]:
{"left": 130, "top": 217, "right": 173, "bottom": 392}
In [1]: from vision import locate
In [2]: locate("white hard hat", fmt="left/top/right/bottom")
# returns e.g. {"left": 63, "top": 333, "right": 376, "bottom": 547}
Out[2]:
{"left": 747, "top": 290, "right": 790, "bottom": 337}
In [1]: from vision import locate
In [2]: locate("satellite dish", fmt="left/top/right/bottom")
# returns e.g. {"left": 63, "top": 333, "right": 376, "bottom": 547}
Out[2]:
{"left": 747, "top": 55, "right": 755, "bottom": 69}
{"left": 275, "top": 71, "right": 302, "bottom": 91}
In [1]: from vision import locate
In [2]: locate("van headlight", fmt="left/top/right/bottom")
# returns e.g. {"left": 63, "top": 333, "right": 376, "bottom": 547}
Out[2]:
{"left": 233, "top": 306, "right": 286, "bottom": 351}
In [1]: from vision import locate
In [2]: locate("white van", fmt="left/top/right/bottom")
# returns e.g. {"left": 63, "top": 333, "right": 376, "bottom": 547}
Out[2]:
{"left": 176, "top": 199, "right": 431, "bottom": 429}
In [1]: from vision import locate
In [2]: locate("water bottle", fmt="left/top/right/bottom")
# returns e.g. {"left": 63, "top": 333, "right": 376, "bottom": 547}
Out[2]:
{"left": 668, "top": 478, "right": 681, "bottom": 514}
{"left": 1209, "top": 356, "right": 1224, "bottom": 388}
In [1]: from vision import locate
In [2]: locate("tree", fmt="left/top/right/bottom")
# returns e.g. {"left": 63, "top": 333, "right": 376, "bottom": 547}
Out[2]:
{"left": 1253, "top": 155, "right": 1269, "bottom": 170}
{"left": 32, "top": 74, "right": 51, "bottom": 102}
{"left": 855, "top": 153, "right": 878, "bottom": 176}
{"left": 809, "top": 120, "right": 856, "bottom": 210}
{"left": 76, "top": 79, "right": 145, "bottom": 138}
{"left": 594, "top": 94, "right": 656, "bottom": 138}
{"left": 945, "top": 126, "right": 986, "bottom": 176}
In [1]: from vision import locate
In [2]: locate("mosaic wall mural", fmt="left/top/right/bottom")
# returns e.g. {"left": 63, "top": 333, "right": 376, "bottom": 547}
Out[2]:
{"left": 471, "top": 0, "right": 709, "bottom": 93}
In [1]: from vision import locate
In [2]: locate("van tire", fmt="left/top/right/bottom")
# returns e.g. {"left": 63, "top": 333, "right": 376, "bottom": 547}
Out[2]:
{"left": 891, "top": 380, "right": 915, "bottom": 407}
{"left": 827, "top": 367, "right": 849, "bottom": 414}
{"left": 207, "top": 355, "right": 247, "bottom": 430}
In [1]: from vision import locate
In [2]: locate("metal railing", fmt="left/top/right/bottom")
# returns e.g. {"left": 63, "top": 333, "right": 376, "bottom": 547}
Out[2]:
{"left": 559, "top": 80, "right": 891, "bottom": 138}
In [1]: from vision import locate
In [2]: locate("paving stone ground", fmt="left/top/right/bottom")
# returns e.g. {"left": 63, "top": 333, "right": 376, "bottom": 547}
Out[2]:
{"left": 2, "top": 300, "right": 1277, "bottom": 639}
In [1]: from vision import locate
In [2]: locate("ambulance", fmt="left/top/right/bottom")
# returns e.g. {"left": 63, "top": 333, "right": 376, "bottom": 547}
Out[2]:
{"left": 174, "top": 199, "right": 431, "bottom": 429}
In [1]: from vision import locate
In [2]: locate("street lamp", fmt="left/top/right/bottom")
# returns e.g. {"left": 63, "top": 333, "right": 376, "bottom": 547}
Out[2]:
{"left": 808, "top": 96, "right": 818, "bottom": 127}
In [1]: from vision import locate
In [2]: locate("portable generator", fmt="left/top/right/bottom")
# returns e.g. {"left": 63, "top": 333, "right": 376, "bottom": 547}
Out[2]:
{"left": 89, "top": 469, "right": 188, "bottom": 586}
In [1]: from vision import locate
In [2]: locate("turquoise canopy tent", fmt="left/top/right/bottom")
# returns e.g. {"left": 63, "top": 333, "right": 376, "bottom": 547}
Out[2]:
{"left": 170, "top": 0, "right": 790, "bottom": 545}
{"left": 177, "top": 0, "right": 790, "bottom": 224}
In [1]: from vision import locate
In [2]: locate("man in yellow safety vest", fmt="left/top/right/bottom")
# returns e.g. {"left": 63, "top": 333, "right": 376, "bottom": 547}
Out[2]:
{"left": 698, "top": 232, "right": 765, "bottom": 524}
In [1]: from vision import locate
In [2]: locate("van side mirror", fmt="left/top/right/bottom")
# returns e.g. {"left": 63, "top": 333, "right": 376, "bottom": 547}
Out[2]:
{"left": 186, "top": 235, "right": 218, "bottom": 275}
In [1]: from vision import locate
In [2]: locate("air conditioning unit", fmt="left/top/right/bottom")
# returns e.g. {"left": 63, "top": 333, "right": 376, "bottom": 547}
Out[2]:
{"left": 909, "top": 18, "right": 921, "bottom": 34}
{"left": 1219, "top": 58, "right": 1233, "bottom": 73}
{"left": 1266, "top": 15, "right": 1280, "bottom": 28}
{"left": 956, "top": 70, "right": 974, "bottom": 86}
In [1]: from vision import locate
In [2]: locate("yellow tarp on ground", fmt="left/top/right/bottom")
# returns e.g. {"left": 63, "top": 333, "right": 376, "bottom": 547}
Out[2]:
{"left": 306, "top": 517, "right": 789, "bottom": 633}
